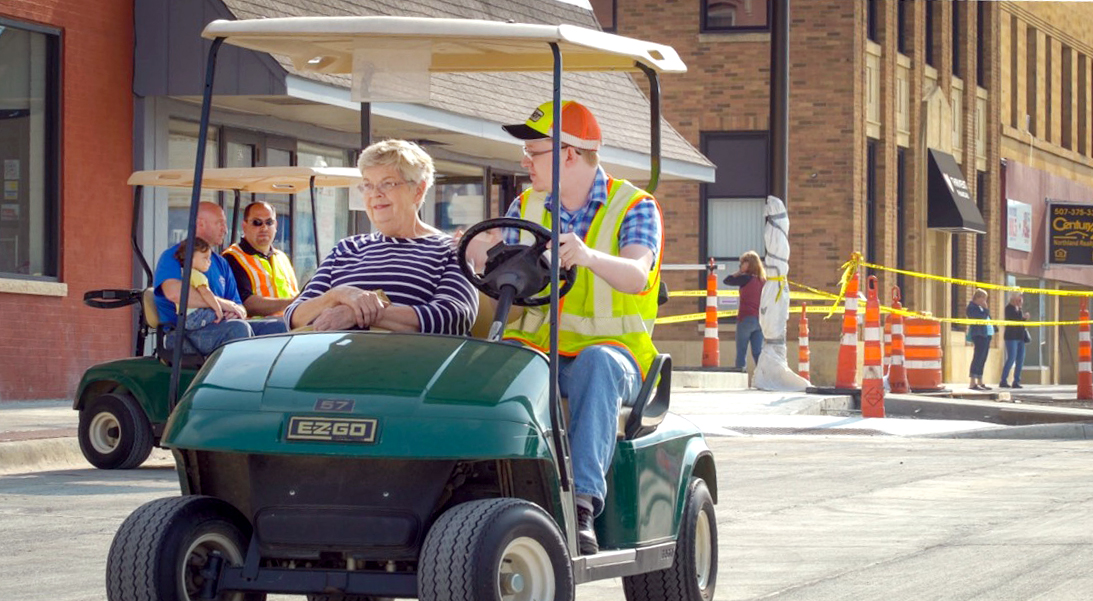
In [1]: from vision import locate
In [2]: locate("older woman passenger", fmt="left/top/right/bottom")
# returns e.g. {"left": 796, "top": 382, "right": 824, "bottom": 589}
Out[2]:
{"left": 284, "top": 140, "right": 477, "bottom": 333}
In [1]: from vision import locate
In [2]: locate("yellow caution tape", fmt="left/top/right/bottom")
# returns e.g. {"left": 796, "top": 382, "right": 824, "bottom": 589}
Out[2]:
{"left": 858, "top": 258, "right": 1093, "bottom": 298}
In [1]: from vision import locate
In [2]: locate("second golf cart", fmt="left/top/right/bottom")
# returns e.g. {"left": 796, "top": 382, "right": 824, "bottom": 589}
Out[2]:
{"left": 74, "top": 166, "right": 361, "bottom": 469}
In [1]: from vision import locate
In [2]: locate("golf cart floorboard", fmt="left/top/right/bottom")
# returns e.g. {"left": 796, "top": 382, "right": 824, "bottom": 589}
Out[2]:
{"left": 572, "top": 542, "right": 676, "bottom": 584}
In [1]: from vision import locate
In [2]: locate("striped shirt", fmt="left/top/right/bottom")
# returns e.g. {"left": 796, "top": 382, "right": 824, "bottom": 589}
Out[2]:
{"left": 504, "top": 167, "right": 661, "bottom": 262}
{"left": 284, "top": 233, "right": 478, "bottom": 336}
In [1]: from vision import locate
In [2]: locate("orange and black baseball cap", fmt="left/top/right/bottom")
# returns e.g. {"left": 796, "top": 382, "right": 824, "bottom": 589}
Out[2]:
{"left": 502, "top": 100, "right": 602, "bottom": 151}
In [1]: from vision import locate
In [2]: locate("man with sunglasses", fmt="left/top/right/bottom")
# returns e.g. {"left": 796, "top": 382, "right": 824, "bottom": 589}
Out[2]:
{"left": 493, "top": 100, "right": 664, "bottom": 555}
{"left": 223, "top": 201, "right": 300, "bottom": 318}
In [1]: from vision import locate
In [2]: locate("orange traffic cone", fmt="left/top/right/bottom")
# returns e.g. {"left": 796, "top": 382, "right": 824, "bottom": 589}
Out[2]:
{"left": 862, "top": 276, "right": 885, "bottom": 417}
{"left": 798, "top": 303, "right": 810, "bottom": 381}
{"left": 1079, "top": 298, "right": 1092, "bottom": 400}
{"left": 702, "top": 257, "right": 720, "bottom": 368}
{"left": 834, "top": 271, "right": 860, "bottom": 390}
{"left": 888, "top": 286, "right": 910, "bottom": 394}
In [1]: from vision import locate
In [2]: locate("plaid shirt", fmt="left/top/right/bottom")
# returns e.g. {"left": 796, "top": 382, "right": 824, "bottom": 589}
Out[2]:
{"left": 503, "top": 167, "right": 661, "bottom": 262}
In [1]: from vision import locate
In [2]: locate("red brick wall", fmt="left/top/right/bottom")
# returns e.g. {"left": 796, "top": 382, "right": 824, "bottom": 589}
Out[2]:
{"left": 0, "top": 0, "right": 134, "bottom": 401}
{"left": 614, "top": 1, "right": 859, "bottom": 342}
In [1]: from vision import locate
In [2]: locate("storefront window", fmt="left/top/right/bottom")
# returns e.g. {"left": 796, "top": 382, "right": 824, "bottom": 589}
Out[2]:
{"left": 0, "top": 20, "right": 60, "bottom": 278}
{"left": 297, "top": 142, "right": 350, "bottom": 282}
{"left": 166, "top": 119, "right": 218, "bottom": 245}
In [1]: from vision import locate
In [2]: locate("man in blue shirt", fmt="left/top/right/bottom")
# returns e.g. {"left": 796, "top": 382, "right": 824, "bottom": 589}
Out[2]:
{"left": 153, "top": 202, "right": 284, "bottom": 354}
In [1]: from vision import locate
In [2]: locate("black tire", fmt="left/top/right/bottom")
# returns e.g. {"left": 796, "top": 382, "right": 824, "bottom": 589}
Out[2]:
{"left": 78, "top": 392, "right": 154, "bottom": 469}
{"left": 419, "top": 498, "right": 574, "bottom": 601}
{"left": 106, "top": 496, "right": 265, "bottom": 601}
{"left": 623, "top": 478, "right": 717, "bottom": 601}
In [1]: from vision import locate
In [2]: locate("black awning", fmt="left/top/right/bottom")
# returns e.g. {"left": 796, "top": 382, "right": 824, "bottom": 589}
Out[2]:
{"left": 927, "top": 148, "right": 986, "bottom": 234}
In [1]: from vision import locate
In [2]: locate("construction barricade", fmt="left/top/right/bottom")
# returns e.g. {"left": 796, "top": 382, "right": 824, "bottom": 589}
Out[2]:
{"left": 701, "top": 257, "right": 719, "bottom": 368}
{"left": 798, "top": 303, "right": 810, "bottom": 381}
{"left": 1079, "top": 299, "right": 1092, "bottom": 401}
{"left": 887, "top": 287, "right": 910, "bottom": 394}
{"left": 862, "top": 276, "right": 885, "bottom": 417}
{"left": 904, "top": 318, "right": 944, "bottom": 392}
{"left": 834, "top": 271, "right": 860, "bottom": 390}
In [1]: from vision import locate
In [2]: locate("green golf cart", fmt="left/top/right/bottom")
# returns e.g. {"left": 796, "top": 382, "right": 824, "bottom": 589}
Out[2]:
{"left": 75, "top": 166, "right": 361, "bottom": 469}
{"left": 106, "top": 16, "right": 718, "bottom": 601}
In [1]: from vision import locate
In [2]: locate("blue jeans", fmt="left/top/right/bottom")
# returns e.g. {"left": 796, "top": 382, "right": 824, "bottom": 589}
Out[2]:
{"left": 736, "top": 315, "right": 763, "bottom": 368}
{"left": 168, "top": 309, "right": 253, "bottom": 355}
{"left": 1001, "top": 339, "right": 1026, "bottom": 385}
{"left": 249, "top": 318, "right": 289, "bottom": 337}
{"left": 560, "top": 345, "right": 641, "bottom": 516}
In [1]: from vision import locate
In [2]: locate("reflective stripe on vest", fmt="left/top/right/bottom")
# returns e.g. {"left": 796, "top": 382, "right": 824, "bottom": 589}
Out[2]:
{"left": 504, "top": 177, "right": 662, "bottom": 378}
{"left": 223, "top": 244, "right": 300, "bottom": 302}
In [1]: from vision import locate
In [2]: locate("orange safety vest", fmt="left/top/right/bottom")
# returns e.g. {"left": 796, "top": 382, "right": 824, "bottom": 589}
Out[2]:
{"left": 223, "top": 244, "right": 299, "bottom": 310}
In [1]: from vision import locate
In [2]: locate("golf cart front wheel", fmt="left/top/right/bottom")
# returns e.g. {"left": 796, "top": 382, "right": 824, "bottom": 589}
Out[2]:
{"left": 419, "top": 498, "right": 574, "bottom": 601}
{"left": 106, "top": 495, "right": 265, "bottom": 601}
{"left": 78, "top": 392, "right": 154, "bottom": 469}
{"left": 623, "top": 477, "right": 717, "bottom": 601}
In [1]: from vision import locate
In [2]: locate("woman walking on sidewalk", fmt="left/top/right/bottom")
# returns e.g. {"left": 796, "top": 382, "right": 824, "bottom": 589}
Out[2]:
{"left": 724, "top": 250, "right": 766, "bottom": 369}
{"left": 1000, "top": 292, "right": 1030, "bottom": 389}
{"left": 966, "top": 288, "right": 994, "bottom": 391}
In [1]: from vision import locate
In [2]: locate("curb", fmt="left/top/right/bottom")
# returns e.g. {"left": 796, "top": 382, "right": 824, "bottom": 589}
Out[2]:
{"left": 0, "top": 437, "right": 85, "bottom": 475}
{"left": 920, "top": 422, "right": 1093, "bottom": 440}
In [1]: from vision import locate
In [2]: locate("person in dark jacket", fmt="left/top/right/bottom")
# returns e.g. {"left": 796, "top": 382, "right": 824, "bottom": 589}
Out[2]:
{"left": 1000, "top": 292, "right": 1030, "bottom": 388}
{"left": 965, "top": 288, "right": 994, "bottom": 390}
{"left": 724, "top": 250, "right": 766, "bottom": 369}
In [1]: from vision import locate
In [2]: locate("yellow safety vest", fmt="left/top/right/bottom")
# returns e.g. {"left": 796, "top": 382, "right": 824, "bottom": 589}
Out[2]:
{"left": 223, "top": 244, "right": 299, "bottom": 314}
{"left": 504, "top": 177, "right": 663, "bottom": 378}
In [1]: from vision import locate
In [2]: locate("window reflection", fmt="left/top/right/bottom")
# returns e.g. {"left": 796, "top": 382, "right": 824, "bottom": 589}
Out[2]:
{"left": 704, "top": 0, "right": 769, "bottom": 31}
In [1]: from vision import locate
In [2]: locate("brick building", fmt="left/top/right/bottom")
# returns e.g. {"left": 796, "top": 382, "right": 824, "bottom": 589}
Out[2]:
{"left": 595, "top": 0, "right": 1093, "bottom": 385}
{"left": 0, "top": 1, "right": 135, "bottom": 400}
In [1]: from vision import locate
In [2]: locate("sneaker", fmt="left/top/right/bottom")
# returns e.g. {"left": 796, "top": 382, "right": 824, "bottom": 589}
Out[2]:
{"left": 980, "top": 385, "right": 992, "bottom": 390}
{"left": 1012, "top": 383, "right": 1023, "bottom": 389}
{"left": 999, "top": 382, "right": 1011, "bottom": 388}
{"left": 970, "top": 384, "right": 983, "bottom": 390}
{"left": 576, "top": 505, "right": 599, "bottom": 555}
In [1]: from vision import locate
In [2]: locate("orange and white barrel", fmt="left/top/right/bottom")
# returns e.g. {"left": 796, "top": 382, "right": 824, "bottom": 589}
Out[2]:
{"left": 904, "top": 318, "right": 944, "bottom": 392}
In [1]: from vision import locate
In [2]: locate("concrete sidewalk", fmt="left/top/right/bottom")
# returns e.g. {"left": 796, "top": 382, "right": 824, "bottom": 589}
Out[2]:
{"left": 3, "top": 380, "right": 1093, "bottom": 475}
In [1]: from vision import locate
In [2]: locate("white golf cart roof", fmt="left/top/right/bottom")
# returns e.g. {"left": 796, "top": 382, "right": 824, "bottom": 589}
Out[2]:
{"left": 201, "top": 16, "right": 687, "bottom": 75}
{"left": 127, "top": 166, "right": 361, "bottom": 194}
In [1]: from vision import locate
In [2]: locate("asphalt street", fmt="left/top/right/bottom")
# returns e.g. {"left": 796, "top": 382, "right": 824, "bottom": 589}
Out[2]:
{"left": 3, "top": 435, "right": 1093, "bottom": 600}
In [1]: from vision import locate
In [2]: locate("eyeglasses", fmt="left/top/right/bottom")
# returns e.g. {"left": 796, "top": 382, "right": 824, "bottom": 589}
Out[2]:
{"left": 358, "top": 180, "right": 408, "bottom": 195}
{"left": 249, "top": 218, "right": 276, "bottom": 227}
{"left": 522, "top": 144, "right": 578, "bottom": 159}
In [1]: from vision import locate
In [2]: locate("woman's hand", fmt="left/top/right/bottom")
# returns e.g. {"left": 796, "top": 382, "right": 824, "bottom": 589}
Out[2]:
{"left": 312, "top": 305, "right": 358, "bottom": 331}
{"left": 330, "top": 285, "right": 389, "bottom": 328}
{"left": 221, "top": 299, "right": 247, "bottom": 320}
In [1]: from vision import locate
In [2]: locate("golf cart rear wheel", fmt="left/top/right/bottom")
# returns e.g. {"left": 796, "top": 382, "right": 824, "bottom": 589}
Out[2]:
{"left": 78, "top": 392, "right": 154, "bottom": 469}
{"left": 419, "top": 498, "right": 574, "bottom": 601}
{"left": 623, "top": 478, "right": 717, "bottom": 601}
{"left": 105, "top": 495, "right": 265, "bottom": 601}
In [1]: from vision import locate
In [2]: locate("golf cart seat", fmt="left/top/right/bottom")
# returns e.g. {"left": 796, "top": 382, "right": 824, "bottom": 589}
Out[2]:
{"left": 143, "top": 288, "right": 206, "bottom": 369}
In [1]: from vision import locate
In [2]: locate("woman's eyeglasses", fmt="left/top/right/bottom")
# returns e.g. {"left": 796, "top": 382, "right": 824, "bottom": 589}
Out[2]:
{"left": 249, "top": 218, "right": 276, "bottom": 227}
{"left": 358, "top": 180, "right": 408, "bottom": 195}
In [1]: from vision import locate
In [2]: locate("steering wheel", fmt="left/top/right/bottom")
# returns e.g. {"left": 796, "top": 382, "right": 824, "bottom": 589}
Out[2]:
{"left": 457, "top": 217, "right": 576, "bottom": 307}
